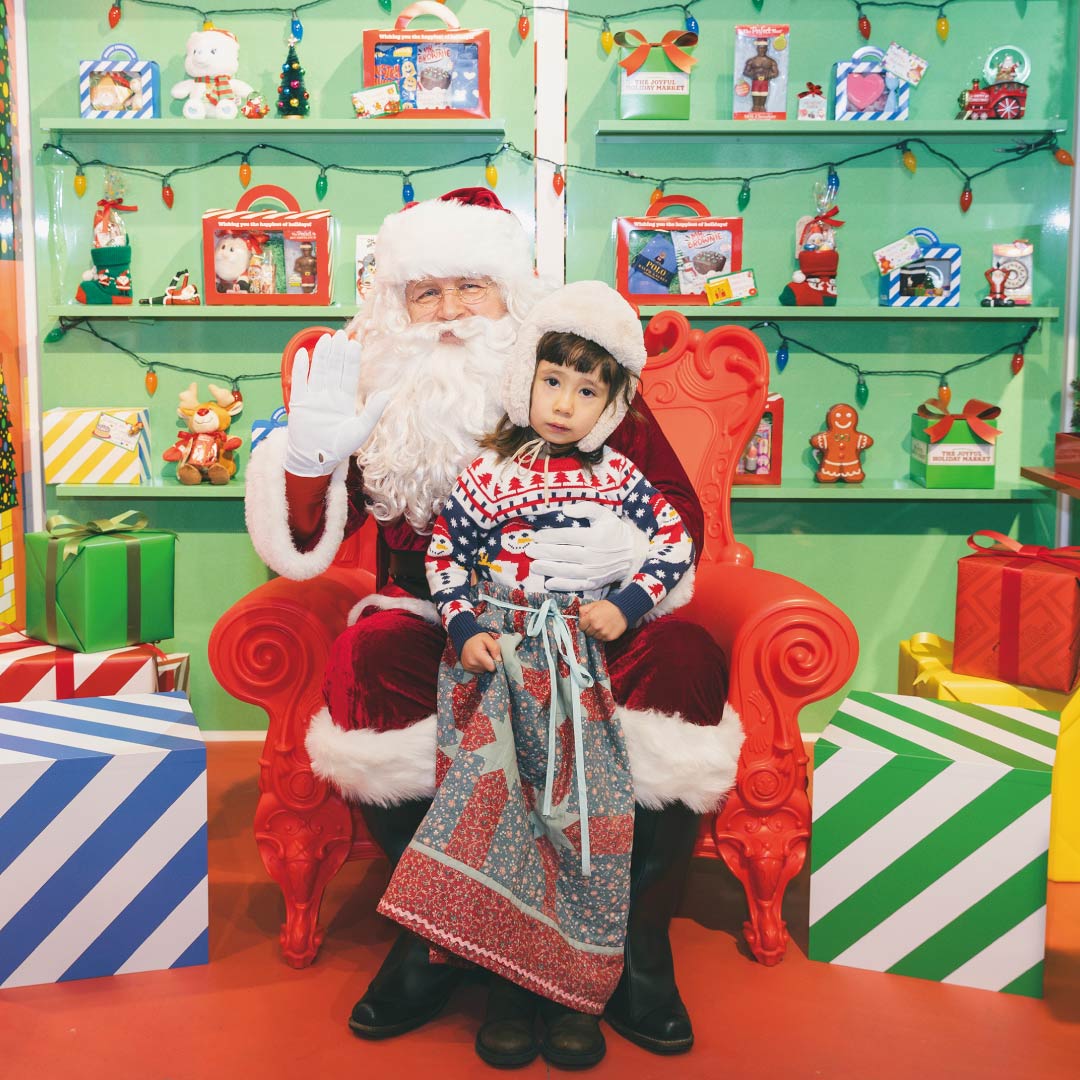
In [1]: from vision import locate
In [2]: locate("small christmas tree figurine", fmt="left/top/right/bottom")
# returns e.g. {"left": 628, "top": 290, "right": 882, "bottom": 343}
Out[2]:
{"left": 276, "top": 42, "right": 310, "bottom": 119}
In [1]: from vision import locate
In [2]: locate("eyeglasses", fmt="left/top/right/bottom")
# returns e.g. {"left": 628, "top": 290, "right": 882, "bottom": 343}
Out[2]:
{"left": 406, "top": 280, "right": 494, "bottom": 308}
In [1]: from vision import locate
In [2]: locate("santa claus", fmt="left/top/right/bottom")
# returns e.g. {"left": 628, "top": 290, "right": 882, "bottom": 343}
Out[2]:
{"left": 244, "top": 188, "right": 743, "bottom": 1065}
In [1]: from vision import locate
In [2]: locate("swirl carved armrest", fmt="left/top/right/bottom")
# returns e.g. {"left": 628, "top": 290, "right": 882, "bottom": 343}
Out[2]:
{"left": 685, "top": 560, "right": 859, "bottom": 965}
{"left": 208, "top": 565, "right": 376, "bottom": 968}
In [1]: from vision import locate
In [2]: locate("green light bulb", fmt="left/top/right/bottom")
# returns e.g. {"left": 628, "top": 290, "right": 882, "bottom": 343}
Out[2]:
{"left": 737, "top": 181, "right": 751, "bottom": 212}
{"left": 315, "top": 171, "right": 328, "bottom": 201}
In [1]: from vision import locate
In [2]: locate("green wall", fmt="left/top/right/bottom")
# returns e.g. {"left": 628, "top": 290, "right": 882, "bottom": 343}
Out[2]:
{"left": 27, "top": 0, "right": 1076, "bottom": 731}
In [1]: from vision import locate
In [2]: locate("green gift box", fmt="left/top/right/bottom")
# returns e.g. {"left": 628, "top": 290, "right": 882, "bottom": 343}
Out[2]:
{"left": 615, "top": 29, "right": 697, "bottom": 121}
{"left": 910, "top": 397, "right": 1001, "bottom": 490}
{"left": 24, "top": 512, "right": 176, "bottom": 653}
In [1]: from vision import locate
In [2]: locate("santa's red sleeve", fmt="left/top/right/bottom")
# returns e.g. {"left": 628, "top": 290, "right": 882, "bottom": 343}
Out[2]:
{"left": 244, "top": 426, "right": 368, "bottom": 580}
{"left": 607, "top": 395, "right": 704, "bottom": 619}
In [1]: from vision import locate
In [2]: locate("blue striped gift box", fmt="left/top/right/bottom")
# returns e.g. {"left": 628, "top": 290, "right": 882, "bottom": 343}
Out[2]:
{"left": 880, "top": 244, "right": 962, "bottom": 308}
{"left": 0, "top": 692, "right": 207, "bottom": 989}
{"left": 79, "top": 44, "right": 161, "bottom": 120}
{"left": 810, "top": 691, "right": 1057, "bottom": 997}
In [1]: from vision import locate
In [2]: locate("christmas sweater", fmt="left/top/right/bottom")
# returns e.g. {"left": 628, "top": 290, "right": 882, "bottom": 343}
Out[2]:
{"left": 426, "top": 446, "right": 695, "bottom": 655}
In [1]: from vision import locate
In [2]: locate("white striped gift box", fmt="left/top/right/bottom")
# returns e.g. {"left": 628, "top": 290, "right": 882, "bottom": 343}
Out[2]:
{"left": 42, "top": 407, "right": 151, "bottom": 485}
{"left": 79, "top": 44, "right": 161, "bottom": 120}
{"left": 0, "top": 692, "right": 207, "bottom": 989}
{"left": 810, "top": 691, "right": 1057, "bottom": 997}
{"left": 834, "top": 56, "right": 910, "bottom": 121}
{"left": 880, "top": 244, "right": 962, "bottom": 307}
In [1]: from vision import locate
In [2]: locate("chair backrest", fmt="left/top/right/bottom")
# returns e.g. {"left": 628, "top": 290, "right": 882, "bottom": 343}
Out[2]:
{"left": 280, "top": 314, "right": 769, "bottom": 570}
{"left": 639, "top": 313, "right": 769, "bottom": 567}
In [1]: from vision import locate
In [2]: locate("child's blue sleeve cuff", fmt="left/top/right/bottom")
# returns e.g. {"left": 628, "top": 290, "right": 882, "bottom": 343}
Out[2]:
{"left": 607, "top": 582, "right": 656, "bottom": 627}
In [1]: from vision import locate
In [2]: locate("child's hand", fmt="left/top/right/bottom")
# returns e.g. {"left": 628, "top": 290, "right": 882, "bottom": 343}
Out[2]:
{"left": 460, "top": 632, "right": 503, "bottom": 673}
{"left": 578, "top": 600, "right": 628, "bottom": 642}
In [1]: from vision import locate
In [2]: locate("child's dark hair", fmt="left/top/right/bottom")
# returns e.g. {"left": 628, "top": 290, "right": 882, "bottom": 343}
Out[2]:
{"left": 481, "top": 331, "right": 639, "bottom": 466}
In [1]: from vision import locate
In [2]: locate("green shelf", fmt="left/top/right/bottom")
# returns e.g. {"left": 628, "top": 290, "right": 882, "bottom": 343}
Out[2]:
{"left": 41, "top": 117, "right": 507, "bottom": 142}
{"left": 597, "top": 119, "right": 1070, "bottom": 141}
{"left": 641, "top": 305, "right": 1060, "bottom": 321}
{"left": 731, "top": 478, "right": 1051, "bottom": 501}
{"left": 43, "top": 304, "right": 352, "bottom": 321}
{"left": 53, "top": 481, "right": 246, "bottom": 499}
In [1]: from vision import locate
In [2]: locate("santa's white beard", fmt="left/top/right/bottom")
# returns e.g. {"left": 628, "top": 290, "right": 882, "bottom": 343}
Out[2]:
{"left": 356, "top": 315, "right": 516, "bottom": 533}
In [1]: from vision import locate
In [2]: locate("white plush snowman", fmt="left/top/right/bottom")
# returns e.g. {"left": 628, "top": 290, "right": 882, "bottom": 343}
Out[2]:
{"left": 171, "top": 27, "right": 252, "bottom": 120}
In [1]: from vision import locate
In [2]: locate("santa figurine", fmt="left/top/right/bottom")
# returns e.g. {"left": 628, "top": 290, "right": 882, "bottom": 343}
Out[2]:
{"left": 244, "top": 187, "right": 741, "bottom": 1067}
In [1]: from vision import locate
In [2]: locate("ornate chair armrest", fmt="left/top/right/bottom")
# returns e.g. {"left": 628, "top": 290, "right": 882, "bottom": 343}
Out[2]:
{"left": 208, "top": 566, "right": 376, "bottom": 755}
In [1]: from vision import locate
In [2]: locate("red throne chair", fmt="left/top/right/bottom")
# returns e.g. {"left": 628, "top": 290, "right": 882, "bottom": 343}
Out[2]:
{"left": 209, "top": 312, "right": 859, "bottom": 969}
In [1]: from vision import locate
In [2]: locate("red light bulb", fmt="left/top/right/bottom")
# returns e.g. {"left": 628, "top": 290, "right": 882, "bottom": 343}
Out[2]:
{"left": 1011, "top": 351, "right": 1025, "bottom": 376}
{"left": 858, "top": 14, "right": 871, "bottom": 40}
{"left": 161, "top": 182, "right": 174, "bottom": 209}
{"left": 519, "top": 15, "right": 530, "bottom": 41}
{"left": 1055, "top": 148, "right": 1075, "bottom": 167}
{"left": 108, "top": 3, "right": 122, "bottom": 30}
{"left": 959, "top": 184, "right": 973, "bottom": 213}
{"left": 552, "top": 170, "right": 565, "bottom": 196}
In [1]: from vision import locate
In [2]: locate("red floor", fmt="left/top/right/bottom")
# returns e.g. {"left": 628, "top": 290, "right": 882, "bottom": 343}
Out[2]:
{"left": 2, "top": 741, "right": 1079, "bottom": 1079}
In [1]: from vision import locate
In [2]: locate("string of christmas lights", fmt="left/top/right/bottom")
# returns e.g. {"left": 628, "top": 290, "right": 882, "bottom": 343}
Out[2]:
{"left": 45, "top": 313, "right": 1042, "bottom": 409}
{"left": 846, "top": 0, "right": 972, "bottom": 43}
{"left": 42, "top": 127, "right": 1071, "bottom": 216}
{"left": 753, "top": 320, "right": 1040, "bottom": 408}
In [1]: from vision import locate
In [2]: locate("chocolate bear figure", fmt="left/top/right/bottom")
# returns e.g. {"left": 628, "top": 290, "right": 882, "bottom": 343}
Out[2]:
{"left": 810, "top": 402, "right": 873, "bottom": 483}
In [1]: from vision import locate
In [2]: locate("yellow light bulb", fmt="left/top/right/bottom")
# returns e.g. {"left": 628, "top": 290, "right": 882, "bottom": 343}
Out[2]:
{"left": 902, "top": 149, "right": 918, "bottom": 173}
{"left": 73, "top": 171, "right": 87, "bottom": 197}
{"left": 601, "top": 30, "right": 614, "bottom": 55}
{"left": 936, "top": 16, "right": 949, "bottom": 41}
{"left": 485, "top": 162, "right": 498, "bottom": 188}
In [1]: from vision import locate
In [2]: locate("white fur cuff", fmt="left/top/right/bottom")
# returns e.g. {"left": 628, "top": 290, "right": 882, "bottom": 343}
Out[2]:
{"left": 245, "top": 428, "right": 351, "bottom": 581}
{"left": 304, "top": 701, "right": 742, "bottom": 812}
{"left": 642, "top": 563, "right": 696, "bottom": 621}
{"left": 347, "top": 592, "right": 440, "bottom": 627}
{"left": 306, "top": 708, "right": 438, "bottom": 807}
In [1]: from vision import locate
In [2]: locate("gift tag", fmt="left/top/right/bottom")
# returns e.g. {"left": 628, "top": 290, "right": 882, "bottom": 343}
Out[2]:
{"left": 873, "top": 234, "right": 922, "bottom": 275}
{"left": 705, "top": 269, "right": 757, "bottom": 306}
{"left": 884, "top": 42, "right": 928, "bottom": 86}
{"left": 92, "top": 412, "right": 141, "bottom": 453}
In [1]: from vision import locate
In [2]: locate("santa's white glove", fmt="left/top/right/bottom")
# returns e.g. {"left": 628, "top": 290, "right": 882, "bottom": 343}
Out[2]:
{"left": 529, "top": 504, "right": 651, "bottom": 593}
{"left": 283, "top": 330, "right": 390, "bottom": 477}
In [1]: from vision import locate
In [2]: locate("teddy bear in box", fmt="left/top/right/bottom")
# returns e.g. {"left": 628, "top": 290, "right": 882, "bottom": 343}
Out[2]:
{"left": 171, "top": 27, "right": 252, "bottom": 120}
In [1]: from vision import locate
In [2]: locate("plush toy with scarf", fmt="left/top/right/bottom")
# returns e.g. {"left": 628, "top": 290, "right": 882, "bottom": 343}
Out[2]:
{"left": 171, "top": 27, "right": 252, "bottom": 120}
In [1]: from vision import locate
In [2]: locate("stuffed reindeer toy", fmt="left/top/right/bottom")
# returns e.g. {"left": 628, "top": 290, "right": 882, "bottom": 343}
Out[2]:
{"left": 163, "top": 382, "right": 244, "bottom": 484}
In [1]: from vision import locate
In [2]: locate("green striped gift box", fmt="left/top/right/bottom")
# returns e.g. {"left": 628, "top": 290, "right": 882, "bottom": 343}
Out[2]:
{"left": 809, "top": 691, "right": 1058, "bottom": 997}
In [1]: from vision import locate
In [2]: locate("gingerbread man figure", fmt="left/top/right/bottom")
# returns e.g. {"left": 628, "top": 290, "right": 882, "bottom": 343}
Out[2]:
{"left": 810, "top": 402, "right": 873, "bottom": 483}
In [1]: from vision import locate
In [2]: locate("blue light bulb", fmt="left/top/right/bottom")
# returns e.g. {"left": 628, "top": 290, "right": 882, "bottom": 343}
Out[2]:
{"left": 827, "top": 165, "right": 840, "bottom": 198}
{"left": 291, "top": 13, "right": 303, "bottom": 42}
{"left": 776, "top": 343, "right": 789, "bottom": 372}
{"left": 685, "top": 14, "right": 699, "bottom": 34}
{"left": 402, "top": 180, "right": 415, "bottom": 203}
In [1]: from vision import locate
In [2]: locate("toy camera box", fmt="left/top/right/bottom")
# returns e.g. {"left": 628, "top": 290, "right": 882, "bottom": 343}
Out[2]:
{"left": 363, "top": 2, "right": 490, "bottom": 118}
{"left": 733, "top": 24, "right": 790, "bottom": 120}
{"left": 615, "top": 195, "right": 743, "bottom": 307}
{"left": 202, "top": 185, "right": 333, "bottom": 306}
{"left": 79, "top": 43, "right": 161, "bottom": 119}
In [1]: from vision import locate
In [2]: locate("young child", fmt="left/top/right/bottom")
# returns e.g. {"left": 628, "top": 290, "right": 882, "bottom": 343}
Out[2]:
{"left": 376, "top": 281, "right": 694, "bottom": 1068}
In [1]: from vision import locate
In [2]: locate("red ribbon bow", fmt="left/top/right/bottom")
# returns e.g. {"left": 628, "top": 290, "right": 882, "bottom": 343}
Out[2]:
{"left": 917, "top": 398, "right": 1002, "bottom": 444}
{"left": 811, "top": 204, "right": 846, "bottom": 229}
{"left": 614, "top": 29, "right": 698, "bottom": 75}
{"left": 96, "top": 198, "right": 138, "bottom": 215}
{"left": 799, "top": 82, "right": 824, "bottom": 98}
{"left": 967, "top": 530, "right": 1080, "bottom": 573}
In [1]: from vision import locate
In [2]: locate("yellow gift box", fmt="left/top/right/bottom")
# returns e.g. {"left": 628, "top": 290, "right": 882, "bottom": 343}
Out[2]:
{"left": 42, "top": 407, "right": 151, "bottom": 485}
{"left": 898, "top": 632, "right": 1079, "bottom": 882}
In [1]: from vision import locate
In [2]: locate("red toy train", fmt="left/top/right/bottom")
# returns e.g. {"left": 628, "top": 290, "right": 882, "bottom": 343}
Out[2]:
{"left": 957, "top": 77, "right": 1028, "bottom": 120}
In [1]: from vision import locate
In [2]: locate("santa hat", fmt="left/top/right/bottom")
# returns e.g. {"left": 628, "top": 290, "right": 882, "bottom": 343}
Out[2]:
{"left": 503, "top": 280, "right": 646, "bottom": 453}
{"left": 374, "top": 187, "right": 534, "bottom": 288}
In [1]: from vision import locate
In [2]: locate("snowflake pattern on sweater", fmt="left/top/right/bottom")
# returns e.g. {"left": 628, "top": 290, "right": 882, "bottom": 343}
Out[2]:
{"left": 426, "top": 446, "right": 695, "bottom": 654}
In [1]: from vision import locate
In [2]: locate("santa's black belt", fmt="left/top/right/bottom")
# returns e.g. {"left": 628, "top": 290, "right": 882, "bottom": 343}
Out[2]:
{"left": 389, "top": 550, "right": 431, "bottom": 600}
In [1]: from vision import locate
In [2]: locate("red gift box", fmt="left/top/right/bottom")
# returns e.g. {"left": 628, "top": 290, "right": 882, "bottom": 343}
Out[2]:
{"left": 0, "top": 628, "right": 188, "bottom": 701}
{"left": 953, "top": 530, "right": 1080, "bottom": 692}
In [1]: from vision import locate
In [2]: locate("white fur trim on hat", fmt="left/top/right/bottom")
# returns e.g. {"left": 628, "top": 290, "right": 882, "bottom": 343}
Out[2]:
{"left": 304, "top": 699, "right": 742, "bottom": 810}
{"left": 504, "top": 281, "right": 646, "bottom": 453}
{"left": 244, "top": 427, "right": 350, "bottom": 580}
{"left": 375, "top": 196, "right": 534, "bottom": 287}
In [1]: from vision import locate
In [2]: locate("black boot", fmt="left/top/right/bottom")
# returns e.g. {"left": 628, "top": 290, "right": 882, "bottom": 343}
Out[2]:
{"left": 475, "top": 976, "right": 540, "bottom": 1068}
{"left": 348, "top": 800, "right": 465, "bottom": 1039}
{"left": 540, "top": 1000, "right": 606, "bottom": 1069}
{"left": 604, "top": 803, "right": 699, "bottom": 1055}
